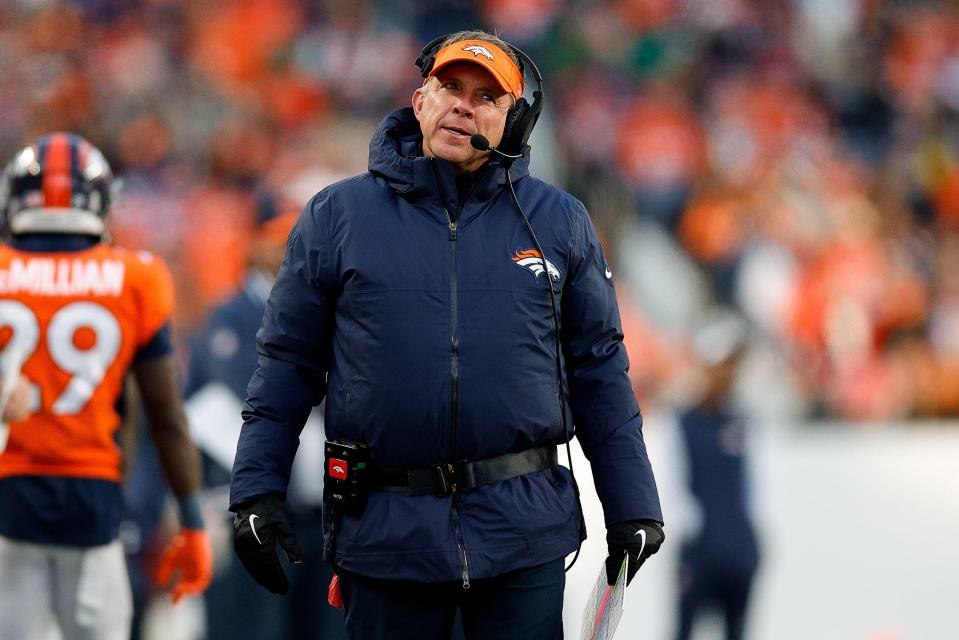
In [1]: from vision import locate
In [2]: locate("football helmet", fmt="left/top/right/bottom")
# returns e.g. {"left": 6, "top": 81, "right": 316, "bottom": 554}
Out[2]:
{"left": 0, "top": 132, "right": 116, "bottom": 238}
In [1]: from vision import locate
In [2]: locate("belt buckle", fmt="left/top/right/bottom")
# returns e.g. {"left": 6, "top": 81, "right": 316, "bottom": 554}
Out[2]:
{"left": 431, "top": 462, "right": 474, "bottom": 496}
{"left": 431, "top": 464, "right": 454, "bottom": 497}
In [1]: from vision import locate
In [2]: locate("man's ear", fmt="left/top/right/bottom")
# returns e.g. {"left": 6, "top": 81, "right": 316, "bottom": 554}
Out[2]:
{"left": 412, "top": 86, "right": 425, "bottom": 121}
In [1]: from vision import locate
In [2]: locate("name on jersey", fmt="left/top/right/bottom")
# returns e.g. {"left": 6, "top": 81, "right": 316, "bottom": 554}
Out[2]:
{"left": 0, "top": 257, "right": 125, "bottom": 297}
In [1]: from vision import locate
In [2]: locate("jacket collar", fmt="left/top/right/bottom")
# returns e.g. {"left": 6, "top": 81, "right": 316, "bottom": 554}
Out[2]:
{"left": 368, "top": 107, "right": 530, "bottom": 217}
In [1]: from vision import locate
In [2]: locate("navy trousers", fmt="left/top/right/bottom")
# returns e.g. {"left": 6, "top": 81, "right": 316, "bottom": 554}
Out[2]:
{"left": 338, "top": 558, "right": 566, "bottom": 640}
{"left": 675, "top": 542, "right": 757, "bottom": 640}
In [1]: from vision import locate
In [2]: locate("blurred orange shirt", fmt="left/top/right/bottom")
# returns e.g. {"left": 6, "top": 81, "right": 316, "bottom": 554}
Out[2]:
{"left": 0, "top": 243, "right": 173, "bottom": 481}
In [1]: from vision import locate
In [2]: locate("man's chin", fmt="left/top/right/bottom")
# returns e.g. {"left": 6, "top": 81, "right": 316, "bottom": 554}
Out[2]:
{"left": 429, "top": 143, "right": 471, "bottom": 165}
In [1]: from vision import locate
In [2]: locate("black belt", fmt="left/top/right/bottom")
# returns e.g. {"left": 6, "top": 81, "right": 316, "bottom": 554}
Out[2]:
{"left": 369, "top": 445, "right": 558, "bottom": 497}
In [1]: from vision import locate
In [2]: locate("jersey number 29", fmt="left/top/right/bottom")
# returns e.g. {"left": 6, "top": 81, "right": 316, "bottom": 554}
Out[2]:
{"left": 0, "top": 300, "right": 121, "bottom": 415}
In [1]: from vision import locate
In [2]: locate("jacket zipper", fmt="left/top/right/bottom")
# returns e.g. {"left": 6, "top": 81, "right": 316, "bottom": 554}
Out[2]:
{"left": 432, "top": 159, "right": 486, "bottom": 589}
{"left": 449, "top": 215, "right": 459, "bottom": 463}
{"left": 447, "top": 213, "right": 469, "bottom": 588}
{"left": 445, "top": 167, "right": 482, "bottom": 465}
{"left": 451, "top": 495, "right": 471, "bottom": 589}
{"left": 447, "top": 220, "right": 469, "bottom": 588}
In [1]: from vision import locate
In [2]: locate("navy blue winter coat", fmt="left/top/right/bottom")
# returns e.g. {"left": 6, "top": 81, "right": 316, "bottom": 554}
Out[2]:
{"left": 230, "top": 107, "right": 662, "bottom": 583}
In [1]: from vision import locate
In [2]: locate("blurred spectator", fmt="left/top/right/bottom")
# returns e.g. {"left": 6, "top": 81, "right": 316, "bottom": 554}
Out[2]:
{"left": 616, "top": 83, "right": 706, "bottom": 229}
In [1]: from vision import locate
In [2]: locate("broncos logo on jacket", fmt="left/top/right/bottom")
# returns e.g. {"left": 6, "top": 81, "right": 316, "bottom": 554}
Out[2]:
{"left": 511, "top": 249, "right": 561, "bottom": 281}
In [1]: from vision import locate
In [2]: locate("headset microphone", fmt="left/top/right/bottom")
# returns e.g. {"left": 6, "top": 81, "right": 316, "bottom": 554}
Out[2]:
{"left": 470, "top": 134, "right": 524, "bottom": 160}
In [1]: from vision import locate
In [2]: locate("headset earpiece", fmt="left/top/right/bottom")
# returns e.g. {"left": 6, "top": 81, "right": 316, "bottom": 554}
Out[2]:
{"left": 498, "top": 90, "right": 543, "bottom": 156}
{"left": 415, "top": 36, "right": 447, "bottom": 78}
{"left": 501, "top": 99, "right": 529, "bottom": 152}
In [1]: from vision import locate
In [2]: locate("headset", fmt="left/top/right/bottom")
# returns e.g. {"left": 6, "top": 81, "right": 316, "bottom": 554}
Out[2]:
{"left": 414, "top": 35, "right": 544, "bottom": 157}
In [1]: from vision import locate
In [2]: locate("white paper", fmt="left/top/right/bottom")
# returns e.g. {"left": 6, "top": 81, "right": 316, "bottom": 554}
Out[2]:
{"left": 580, "top": 556, "right": 628, "bottom": 640}
{"left": 185, "top": 382, "right": 244, "bottom": 471}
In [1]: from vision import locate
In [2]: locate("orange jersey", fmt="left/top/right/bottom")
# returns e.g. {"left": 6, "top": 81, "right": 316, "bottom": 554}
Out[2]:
{"left": 0, "top": 243, "right": 174, "bottom": 481}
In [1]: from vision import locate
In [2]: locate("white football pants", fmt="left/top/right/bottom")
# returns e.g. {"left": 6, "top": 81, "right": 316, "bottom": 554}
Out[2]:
{"left": 0, "top": 535, "right": 132, "bottom": 640}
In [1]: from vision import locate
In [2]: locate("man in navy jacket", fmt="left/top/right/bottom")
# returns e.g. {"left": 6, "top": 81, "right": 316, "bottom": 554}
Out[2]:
{"left": 230, "top": 30, "right": 663, "bottom": 639}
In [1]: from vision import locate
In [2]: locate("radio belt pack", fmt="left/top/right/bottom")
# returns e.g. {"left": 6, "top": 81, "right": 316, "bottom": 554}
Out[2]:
{"left": 323, "top": 439, "right": 370, "bottom": 517}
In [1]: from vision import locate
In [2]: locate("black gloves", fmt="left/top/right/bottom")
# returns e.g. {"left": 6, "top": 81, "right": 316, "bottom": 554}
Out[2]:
{"left": 233, "top": 494, "right": 303, "bottom": 594}
{"left": 605, "top": 519, "right": 664, "bottom": 586}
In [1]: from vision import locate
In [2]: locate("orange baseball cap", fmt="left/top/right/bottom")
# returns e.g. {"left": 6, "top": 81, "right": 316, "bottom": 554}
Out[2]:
{"left": 428, "top": 40, "right": 525, "bottom": 102}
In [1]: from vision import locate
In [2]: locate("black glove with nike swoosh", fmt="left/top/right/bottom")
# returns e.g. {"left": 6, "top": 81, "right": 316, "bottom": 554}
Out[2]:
{"left": 233, "top": 494, "right": 303, "bottom": 594}
{"left": 605, "top": 519, "right": 664, "bottom": 586}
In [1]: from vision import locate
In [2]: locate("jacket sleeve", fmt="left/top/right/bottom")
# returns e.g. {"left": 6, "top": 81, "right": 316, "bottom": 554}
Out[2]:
{"left": 562, "top": 205, "right": 663, "bottom": 527}
{"left": 230, "top": 194, "right": 337, "bottom": 509}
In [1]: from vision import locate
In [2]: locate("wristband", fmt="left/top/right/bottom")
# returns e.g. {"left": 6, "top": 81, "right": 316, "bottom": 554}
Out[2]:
{"left": 177, "top": 492, "right": 205, "bottom": 530}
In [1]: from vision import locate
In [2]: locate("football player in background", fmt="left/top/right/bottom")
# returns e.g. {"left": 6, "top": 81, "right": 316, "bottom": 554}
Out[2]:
{"left": 0, "top": 132, "right": 212, "bottom": 640}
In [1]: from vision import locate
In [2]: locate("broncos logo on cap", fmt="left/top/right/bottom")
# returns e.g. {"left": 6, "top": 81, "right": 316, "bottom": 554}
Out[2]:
{"left": 512, "top": 249, "right": 560, "bottom": 281}
{"left": 463, "top": 45, "right": 495, "bottom": 60}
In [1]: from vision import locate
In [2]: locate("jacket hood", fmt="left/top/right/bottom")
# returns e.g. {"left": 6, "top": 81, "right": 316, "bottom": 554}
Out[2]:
{"left": 368, "top": 107, "right": 530, "bottom": 203}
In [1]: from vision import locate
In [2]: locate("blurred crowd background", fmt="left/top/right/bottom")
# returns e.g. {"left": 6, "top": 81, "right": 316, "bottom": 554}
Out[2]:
{"left": 3, "top": 1, "right": 959, "bottom": 638}
{"left": 3, "top": 0, "right": 959, "bottom": 422}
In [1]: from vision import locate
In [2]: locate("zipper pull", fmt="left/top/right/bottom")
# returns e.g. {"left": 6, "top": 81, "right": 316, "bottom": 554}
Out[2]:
{"left": 460, "top": 544, "right": 471, "bottom": 589}
{"left": 449, "top": 220, "right": 458, "bottom": 240}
